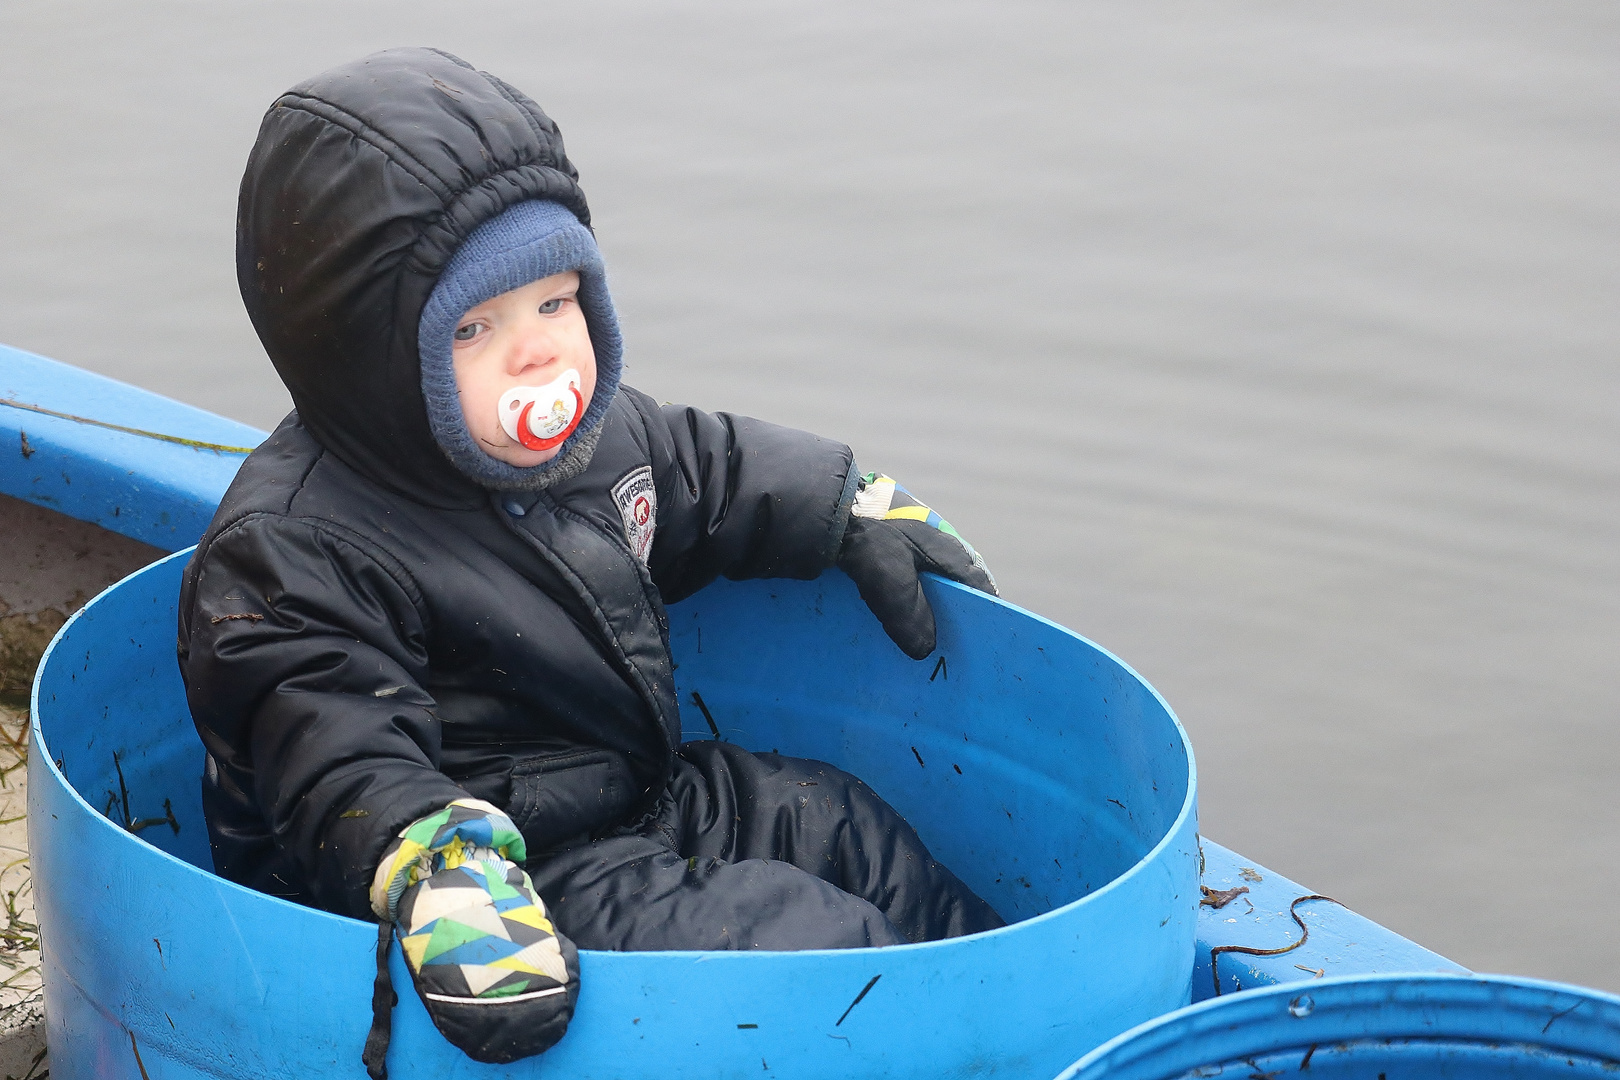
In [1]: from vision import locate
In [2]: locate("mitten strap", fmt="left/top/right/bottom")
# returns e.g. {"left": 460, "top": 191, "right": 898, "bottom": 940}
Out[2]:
{"left": 362, "top": 917, "right": 399, "bottom": 1080}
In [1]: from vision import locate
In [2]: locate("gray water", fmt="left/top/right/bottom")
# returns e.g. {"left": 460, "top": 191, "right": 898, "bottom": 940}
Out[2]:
{"left": 2, "top": 1, "right": 1616, "bottom": 990}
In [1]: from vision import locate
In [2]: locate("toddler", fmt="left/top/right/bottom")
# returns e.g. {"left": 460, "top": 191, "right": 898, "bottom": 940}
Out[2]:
{"left": 180, "top": 47, "right": 1002, "bottom": 1069}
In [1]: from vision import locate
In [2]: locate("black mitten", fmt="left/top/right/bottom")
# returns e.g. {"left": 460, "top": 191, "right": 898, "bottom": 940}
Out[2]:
{"left": 370, "top": 799, "right": 578, "bottom": 1067}
{"left": 837, "top": 473, "right": 997, "bottom": 660}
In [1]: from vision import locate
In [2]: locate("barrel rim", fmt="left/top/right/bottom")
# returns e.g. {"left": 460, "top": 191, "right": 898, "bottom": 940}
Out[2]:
{"left": 1056, "top": 971, "right": 1620, "bottom": 1079}
{"left": 32, "top": 549, "right": 1199, "bottom": 956}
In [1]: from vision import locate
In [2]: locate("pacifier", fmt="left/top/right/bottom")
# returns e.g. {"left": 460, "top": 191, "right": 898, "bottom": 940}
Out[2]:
{"left": 498, "top": 369, "right": 585, "bottom": 452}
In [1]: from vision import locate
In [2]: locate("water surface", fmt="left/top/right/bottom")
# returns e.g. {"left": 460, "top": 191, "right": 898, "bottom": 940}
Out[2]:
{"left": 2, "top": 1, "right": 1616, "bottom": 988}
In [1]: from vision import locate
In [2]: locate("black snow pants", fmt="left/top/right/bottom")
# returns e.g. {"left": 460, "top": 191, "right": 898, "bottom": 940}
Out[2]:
{"left": 527, "top": 741, "right": 1005, "bottom": 950}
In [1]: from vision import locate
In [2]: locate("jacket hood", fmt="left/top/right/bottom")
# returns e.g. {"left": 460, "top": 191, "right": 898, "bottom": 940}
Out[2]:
{"left": 418, "top": 200, "right": 623, "bottom": 492}
{"left": 237, "top": 47, "right": 595, "bottom": 507}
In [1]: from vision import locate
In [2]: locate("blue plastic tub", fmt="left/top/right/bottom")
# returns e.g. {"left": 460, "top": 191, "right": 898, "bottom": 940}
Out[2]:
{"left": 31, "top": 552, "right": 1198, "bottom": 1078}
{"left": 1055, "top": 973, "right": 1620, "bottom": 1079}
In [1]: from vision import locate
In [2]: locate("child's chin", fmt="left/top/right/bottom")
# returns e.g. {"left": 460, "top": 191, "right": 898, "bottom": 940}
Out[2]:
{"left": 493, "top": 444, "right": 561, "bottom": 468}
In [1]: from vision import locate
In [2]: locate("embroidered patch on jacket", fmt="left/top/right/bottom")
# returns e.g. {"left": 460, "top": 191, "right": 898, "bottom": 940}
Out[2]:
{"left": 611, "top": 465, "right": 657, "bottom": 565}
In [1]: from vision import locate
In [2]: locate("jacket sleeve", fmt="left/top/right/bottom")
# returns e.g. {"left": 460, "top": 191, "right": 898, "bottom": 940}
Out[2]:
{"left": 180, "top": 513, "right": 469, "bottom": 919}
{"left": 625, "top": 388, "right": 860, "bottom": 604}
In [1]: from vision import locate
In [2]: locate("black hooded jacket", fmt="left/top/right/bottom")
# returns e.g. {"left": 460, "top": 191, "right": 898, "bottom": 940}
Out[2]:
{"left": 179, "top": 48, "right": 857, "bottom": 919}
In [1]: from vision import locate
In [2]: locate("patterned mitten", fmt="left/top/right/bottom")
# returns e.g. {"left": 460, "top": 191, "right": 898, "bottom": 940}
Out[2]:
{"left": 837, "top": 473, "right": 998, "bottom": 660}
{"left": 371, "top": 799, "right": 578, "bottom": 1064}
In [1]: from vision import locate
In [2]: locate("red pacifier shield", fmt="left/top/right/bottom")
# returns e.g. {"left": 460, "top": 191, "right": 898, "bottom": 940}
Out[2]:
{"left": 515, "top": 385, "right": 584, "bottom": 451}
{"left": 498, "top": 370, "right": 585, "bottom": 453}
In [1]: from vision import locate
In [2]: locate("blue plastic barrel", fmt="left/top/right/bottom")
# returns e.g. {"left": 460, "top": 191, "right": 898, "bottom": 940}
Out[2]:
{"left": 1055, "top": 973, "right": 1620, "bottom": 1079}
{"left": 31, "top": 553, "right": 1198, "bottom": 1079}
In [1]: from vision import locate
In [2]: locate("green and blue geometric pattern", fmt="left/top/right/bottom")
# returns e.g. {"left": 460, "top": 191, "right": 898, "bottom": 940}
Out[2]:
{"left": 395, "top": 856, "right": 570, "bottom": 1003}
{"left": 852, "top": 473, "right": 995, "bottom": 587}
{"left": 370, "top": 797, "right": 528, "bottom": 922}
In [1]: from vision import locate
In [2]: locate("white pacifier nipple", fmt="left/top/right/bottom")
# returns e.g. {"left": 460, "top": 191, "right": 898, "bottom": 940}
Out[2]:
{"left": 498, "top": 369, "right": 584, "bottom": 452}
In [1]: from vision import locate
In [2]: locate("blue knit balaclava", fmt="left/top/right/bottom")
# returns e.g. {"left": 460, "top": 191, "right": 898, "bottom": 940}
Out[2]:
{"left": 419, "top": 200, "right": 624, "bottom": 491}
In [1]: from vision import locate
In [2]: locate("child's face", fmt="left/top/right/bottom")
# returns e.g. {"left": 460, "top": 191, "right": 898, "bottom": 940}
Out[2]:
{"left": 451, "top": 272, "right": 598, "bottom": 467}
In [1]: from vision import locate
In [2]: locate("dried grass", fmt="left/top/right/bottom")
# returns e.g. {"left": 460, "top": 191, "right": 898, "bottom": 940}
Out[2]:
{"left": 0, "top": 704, "right": 41, "bottom": 1023}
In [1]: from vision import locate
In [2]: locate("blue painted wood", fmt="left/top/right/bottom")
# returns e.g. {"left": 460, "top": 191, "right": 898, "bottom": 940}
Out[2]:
{"left": 1194, "top": 840, "right": 1466, "bottom": 1001}
{"left": 30, "top": 553, "right": 1200, "bottom": 1079}
{"left": 0, "top": 344, "right": 265, "bottom": 551}
{"left": 1055, "top": 973, "right": 1620, "bottom": 1079}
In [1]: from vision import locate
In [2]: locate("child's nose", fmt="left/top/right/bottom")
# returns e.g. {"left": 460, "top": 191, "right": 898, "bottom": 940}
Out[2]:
{"left": 508, "top": 330, "right": 558, "bottom": 374}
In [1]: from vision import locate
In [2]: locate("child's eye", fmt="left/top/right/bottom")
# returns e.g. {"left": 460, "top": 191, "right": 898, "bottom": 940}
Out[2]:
{"left": 453, "top": 323, "right": 482, "bottom": 342}
{"left": 538, "top": 298, "right": 565, "bottom": 315}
